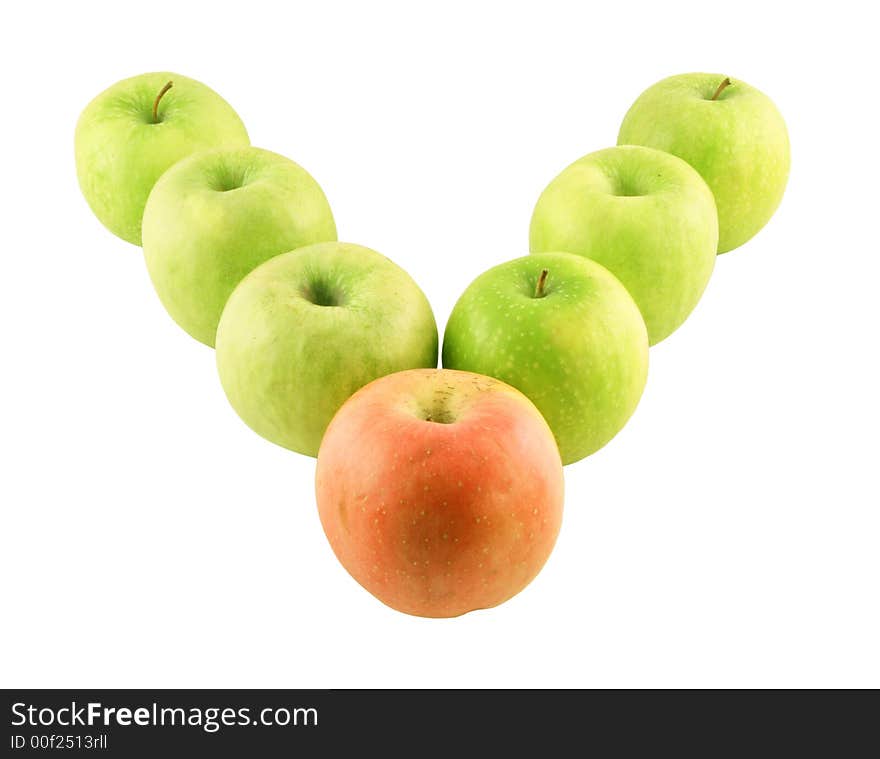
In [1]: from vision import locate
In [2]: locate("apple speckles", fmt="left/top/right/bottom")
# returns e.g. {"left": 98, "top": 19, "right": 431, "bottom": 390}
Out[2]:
{"left": 315, "top": 368, "right": 563, "bottom": 617}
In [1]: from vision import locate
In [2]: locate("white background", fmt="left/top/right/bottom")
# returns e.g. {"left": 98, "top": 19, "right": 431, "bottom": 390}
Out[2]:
{"left": 1, "top": 0, "right": 877, "bottom": 688}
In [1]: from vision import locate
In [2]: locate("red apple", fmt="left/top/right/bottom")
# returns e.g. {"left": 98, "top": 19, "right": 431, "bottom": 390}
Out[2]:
{"left": 315, "top": 368, "right": 564, "bottom": 618}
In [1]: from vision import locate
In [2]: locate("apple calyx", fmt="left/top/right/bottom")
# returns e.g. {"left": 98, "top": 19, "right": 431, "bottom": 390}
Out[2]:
{"left": 710, "top": 77, "right": 732, "bottom": 101}
{"left": 152, "top": 81, "right": 174, "bottom": 123}
{"left": 534, "top": 269, "right": 549, "bottom": 298}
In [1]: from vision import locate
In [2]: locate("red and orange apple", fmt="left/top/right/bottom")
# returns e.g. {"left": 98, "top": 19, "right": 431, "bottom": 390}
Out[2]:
{"left": 315, "top": 368, "right": 564, "bottom": 618}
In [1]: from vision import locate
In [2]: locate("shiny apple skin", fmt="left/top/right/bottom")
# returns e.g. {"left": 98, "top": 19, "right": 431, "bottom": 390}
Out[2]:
{"left": 315, "top": 369, "right": 564, "bottom": 618}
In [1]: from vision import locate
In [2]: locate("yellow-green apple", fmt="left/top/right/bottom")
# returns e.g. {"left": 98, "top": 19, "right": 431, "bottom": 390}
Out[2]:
{"left": 618, "top": 73, "right": 790, "bottom": 253}
{"left": 216, "top": 243, "right": 438, "bottom": 457}
{"left": 75, "top": 72, "right": 249, "bottom": 246}
{"left": 315, "top": 368, "right": 564, "bottom": 618}
{"left": 529, "top": 145, "right": 718, "bottom": 344}
{"left": 142, "top": 146, "right": 337, "bottom": 347}
{"left": 442, "top": 252, "right": 648, "bottom": 464}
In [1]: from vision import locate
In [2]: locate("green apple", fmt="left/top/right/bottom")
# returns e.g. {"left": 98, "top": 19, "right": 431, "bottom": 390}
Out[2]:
{"left": 618, "top": 73, "right": 790, "bottom": 253}
{"left": 529, "top": 145, "right": 717, "bottom": 344}
{"left": 215, "top": 242, "right": 438, "bottom": 456}
{"left": 442, "top": 252, "right": 648, "bottom": 464}
{"left": 75, "top": 72, "right": 249, "bottom": 246}
{"left": 142, "top": 146, "right": 337, "bottom": 347}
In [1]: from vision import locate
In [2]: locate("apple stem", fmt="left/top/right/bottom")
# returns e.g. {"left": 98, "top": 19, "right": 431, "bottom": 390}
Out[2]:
{"left": 534, "top": 269, "right": 549, "bottom": 298}
{"left": 152, "top": 81, "right": 174, "bottom": 123}
{"left": 710, "top": 77, "right": 731, "bottom": 101}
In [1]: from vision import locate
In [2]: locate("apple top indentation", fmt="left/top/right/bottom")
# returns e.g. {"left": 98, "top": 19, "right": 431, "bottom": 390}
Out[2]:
{"left": 300, "top": 279, "right": 346, "bottom": 308}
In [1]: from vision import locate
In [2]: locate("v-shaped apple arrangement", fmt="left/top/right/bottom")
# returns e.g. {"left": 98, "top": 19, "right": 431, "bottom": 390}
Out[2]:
{"left": 76, "top": 71, "right": 789, "bottom": 617}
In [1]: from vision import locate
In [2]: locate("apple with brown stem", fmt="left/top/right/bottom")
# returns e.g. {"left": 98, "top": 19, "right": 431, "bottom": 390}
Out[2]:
{"left": 315, "top": 368, "right": 564, "bottom": 618}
